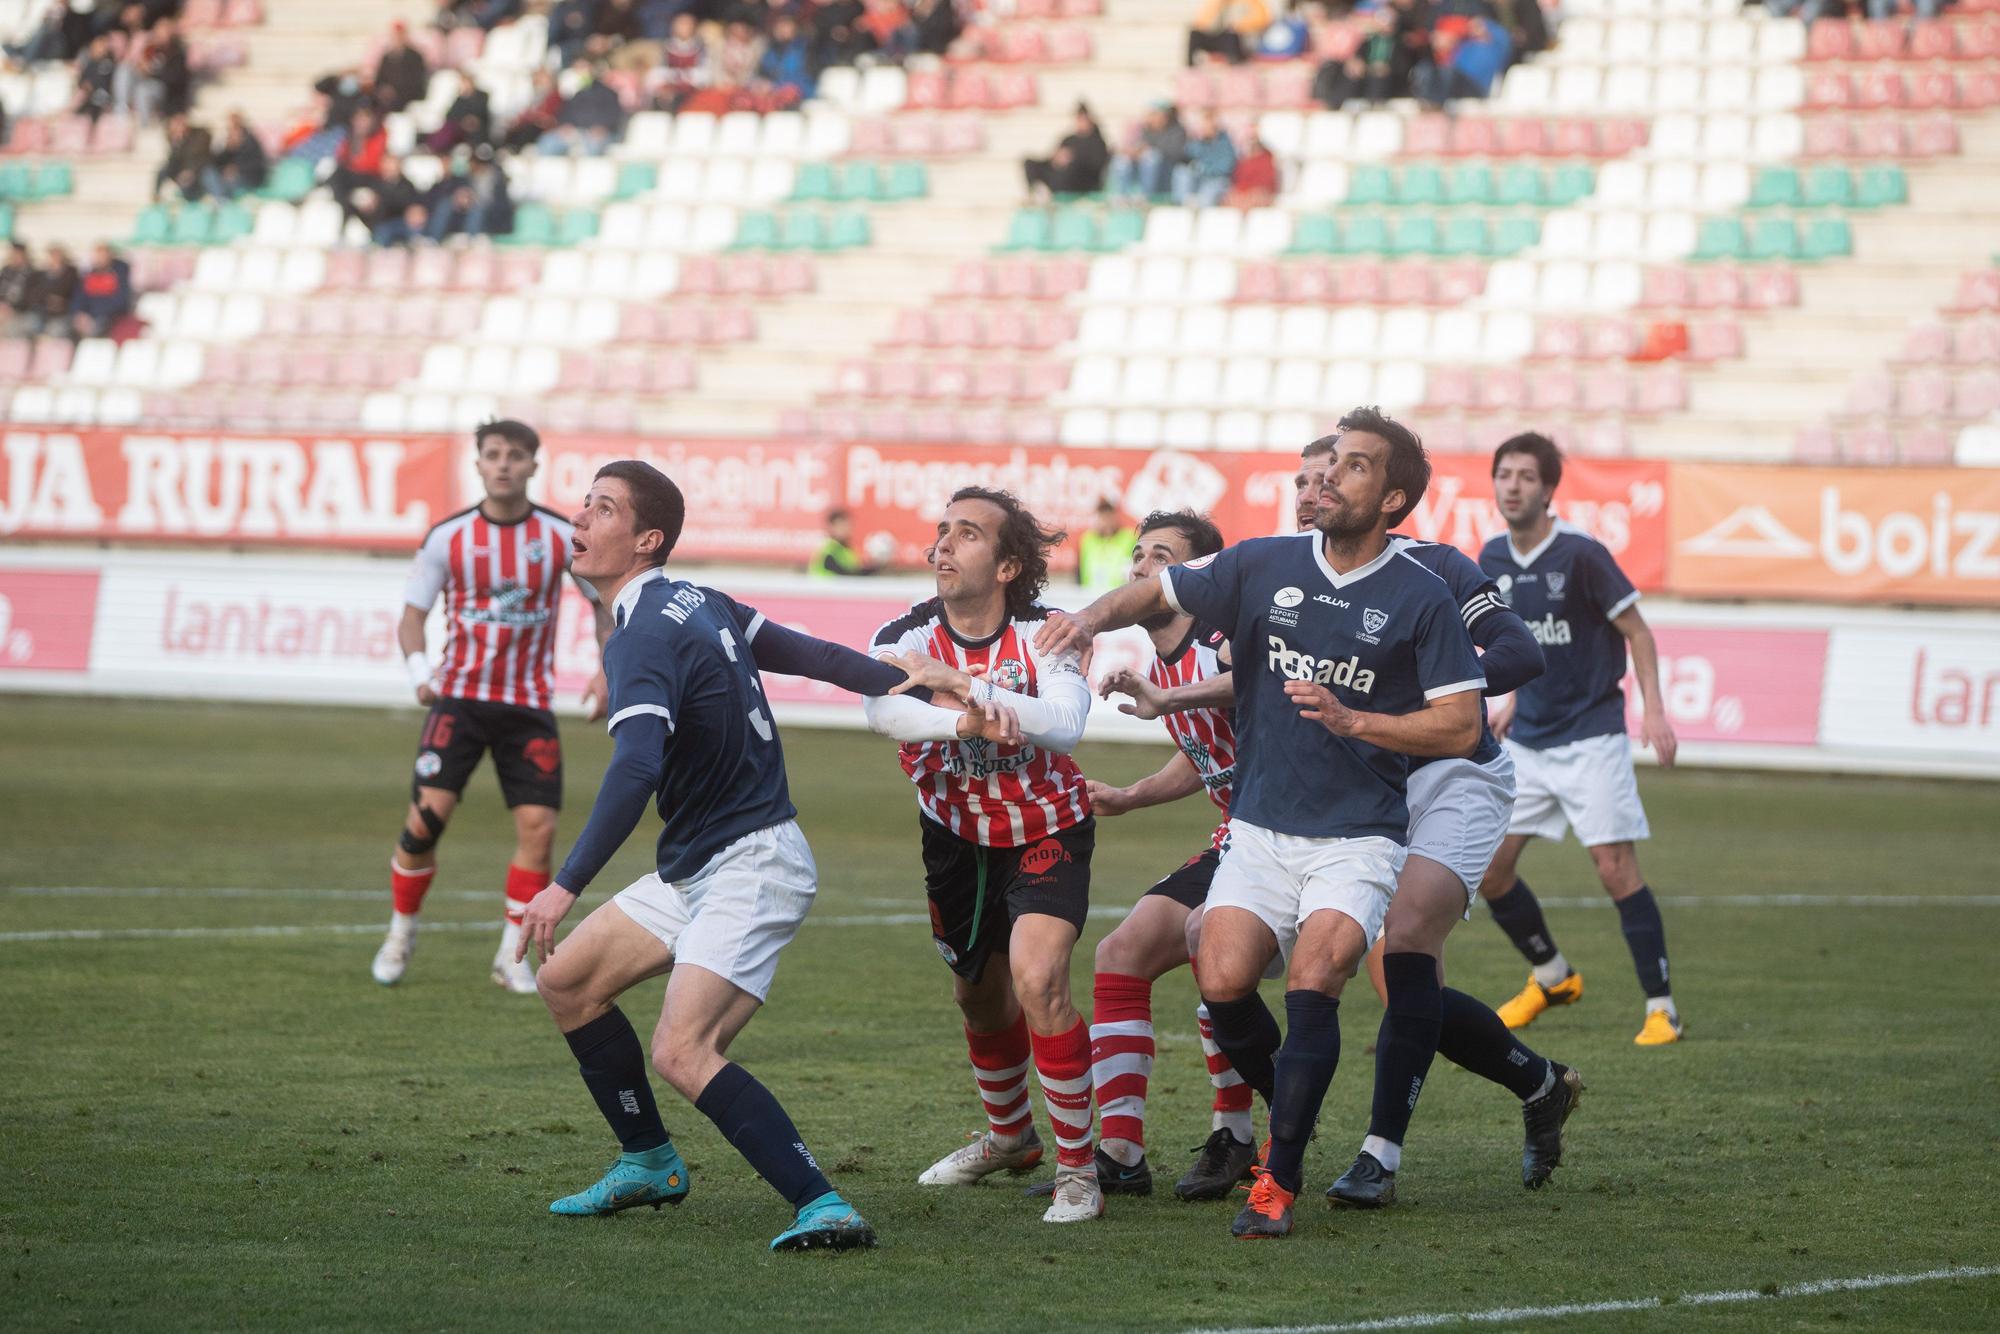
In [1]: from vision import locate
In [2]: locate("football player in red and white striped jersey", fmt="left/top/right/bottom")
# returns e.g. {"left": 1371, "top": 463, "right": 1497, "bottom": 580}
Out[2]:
{"left": 1068, "top": 510, "right": 1262, "bottom": 1203}
{"left": 371, "top": 420, "right": 611, "bottom": 995}
{"left": 861, "top": 487, "right": 1105, "bottom": 1224}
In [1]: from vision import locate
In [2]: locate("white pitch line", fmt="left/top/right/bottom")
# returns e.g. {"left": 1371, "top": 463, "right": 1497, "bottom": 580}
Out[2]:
{"left": 0, "top": 921, "right": 503, "bottom": 943}
{"left": 1182, "top": 1264, "right": 2000, "bottom": 1334}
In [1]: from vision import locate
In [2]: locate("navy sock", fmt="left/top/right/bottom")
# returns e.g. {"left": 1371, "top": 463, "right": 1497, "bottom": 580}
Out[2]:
{"left": 1265, "top": 990, "right": 1340, "bottom": 1195}
{"left": 1201, "top": 991, "right": 1280, "bottom": 1104}
{"left": 1616, "top": 886, "right": 1672, "bottom": 999}
{"left": 693, "top": 1062, "right": 835, "bottom": 1211}
{"left": 563, "top": 1007, "right": 668, "bottom": 1153}
{"left": 1488, "top": 878, "right": 1561, "bottom": 967}
{"left": 1366, "top": 953, "right": 1443, "bottom": 1151}
{"left": 1437, "top": 988, "right": 1549, "bottom": 1100}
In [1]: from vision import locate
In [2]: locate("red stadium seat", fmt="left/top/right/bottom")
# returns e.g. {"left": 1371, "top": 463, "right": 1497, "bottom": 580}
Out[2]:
{"left": 1806, "top": 20, "right": 1853, "bottom": 61}
{"left": 1960, "top": 19, "right": 2000, "bottom": 59}
{"left": 1689, "top": 265, "right": 1746, "bottom": 311}
{"left": 330, "top": 349, "right": 376, "bottom": 388}
{"left": 1955, "top": 318, "right": 2000, "bottom": 364}
{"left": 1008, "top": 411, "right": 1060, "bottom": 444}
{"left": 1908, "top": 20, "right": 1957, "bottom": 59}
{"left": 1334, "top": 261, "right": 1385, "bottom": 305}
{"left": 936, "top": 116, "right": 985, "bottom": 154}
{"left": 1851, "top": 117, "right": 1908, "bottom": 157}
{"left": 1581, "top": 367, "right": 1631, "bottom": 413}
{"left": 1423, "top": 365, "right": 1475, "bottom": 410}
{"left": 1807, "top": 71, "right": 1854, "bottom": 110}
{"left": 1746, "top": 266, "right": 1801, "bottom": 309}
{"left": 1793, "top": 426, "right": 1840, "bottom": 463}
{"left": 1639, "top": 267, "right": 1693, "bottom": 309}
{"left": 1031, "top": 308, "right": 1077, "bottom": 347}
{"left": 1036, "top": 259, "right": 1088, "bottom": 298}
{"left": 0, "top": 339, "right": 29, "bottom": 380}
{"left": 861, "top": 408, "right": 912, "bottom": 439}
{"left": 1447, "top": 117, "right": 1499, "bottom": 157}
{"left": 1494, "top": 117, "right": 1549, "bottom": 157}
{"left": 1897, "top": 371, "right": 1954, "bottom": 417}
{"left": 263, "top": 297, "right": 308, "bottom": 336}
{"left": 1840, "top": 427, "right": 1897, "bottom": 464}
{"left": 1898, "top": 428, "right": 1954, "bottom": 465}
{"left": 676, "top": 255, "right": 723, "bottom": 295}
{"left": 1589, "top": 319, "right": 1644, "bottom": 361}
{"left": 1263, "top": 63, "right": 1312, "bottom": 108}
{"left": 1549, "top": 119, "right": 1598, "bottom": 157}
{"left": 1895, "top": 322, "right": 1953, "bottom": 365}
{"left": 983, "top": 308, "right": 1028, "bottom": 350}
{"left": 1635, "top": 367, "right": 1687, "bottom": 413}
{"left": 971, "top": 361, "right": 1021, "bottom": 400}
{"left": 1909, "top": 71, "right": 1961, "bottom": 109}
{"left": 1601, "top": 120, "right": 1649, "bottom": 156}
{"left": 885, "top": 308, "right": 930, "bottom": 347}
{"left": 1853, "top": 19, "right": 1907, "bottom": 59}
{"left": 1020, "top": 360, "right": 1071, "bottom": 400}
{"left": 906, "top": 69, "right": 949, "bottom": 109}
{"left": 1858, "top": 70, "right": 1909, "bottom": 110}
{"left": 1434, "top": 260, "right": 1485, "bottom": 304}
{"left": 924, "top": 361, "right": 974, "bottom": 400}
{"left": 1477, "top": 368, "right": 1527, "bottom": 411}
{"left": 364, "top": 247, "right": 410, "bottom": 291}
{"left": 1049, "top": 26, "right": 1093, "bottom": 61}
{"left": 1842, "top": 372, "right": 1895, "bottom": 416}
{"left": 722, "top": 255, "right": 770, "bottom": 295}
{"left": 1962, "top": 69, "right": 2000, "bottom": 109}
{"left": 995, "top": 72, "right": 1038, "bottom": 109}
{"left": 1215, "top": 68, "right": 1260, "bottom": 108}
{"left": 1910, "top": 114, "right": 1960, "bottom": 156}
{"left": 1383, "top": 262, "right": 1435, "bottom": 307}
{"left": 991, "top": 258, "right": 1038, "bottom": 300}
{"left": 934, "top": 307, "right": 982, "bottom": 348}
{"left": 1801, "top": 116, "right": 1852, "bottom": 157}
{"left": 888, "top": 118, "right": 938, "bottom": 154}
{"left": 1403, "top": 113, "right": 1452, "bottom": 156}
{"left": 956, "top": 408, "right": 1007, "bottom": 442}
{"left": 1528, "top": 369, "right": 1580, "bottom": 412}
{"left": 1944, "top": 270, "right": 2000, "bottom": 313}
{"left": 1955, "top": 371, "right": 2000, "bottom": 418}
{"left": 1686, "top": 321, "right": 1744, "bottom": 363}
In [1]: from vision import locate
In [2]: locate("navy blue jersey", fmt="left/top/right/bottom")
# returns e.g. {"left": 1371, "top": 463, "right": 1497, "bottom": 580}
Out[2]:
{"left": 1388, "top": 534, "right": 1508, "bottom": 768}
{"left": 599, "top": 569, "right": 797, "bottom": 882}
{"left": 1479, "top": 522, "right": 1640, "bottom": 749}
{"left": 1161, "top": 532, "right": 1487, "bottom": 842}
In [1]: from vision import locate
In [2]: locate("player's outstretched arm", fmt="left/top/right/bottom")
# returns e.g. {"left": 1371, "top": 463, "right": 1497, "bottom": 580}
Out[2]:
{"left": 745, "top": 617, "right": 929, "bottom": 699}
{"left": 1100, "top": 666, "right": 1236, "bottom": 718}
{"left": 1087, "top": 751, "right": 1204, "bottom": 818}
{"left": 1034, "top": 574, "right": 1173, "bottom": 658}
{"left": 1284, "top": 682, "right": 1484, "bottom": 758}
{"left": 1613, "top": 604, "right": 1677, "bottom": 768}
{"left": 962, "top": 661, "right": 1093, "bottom": 753}
{"left": 1471, "top": 606, "right": 1545, "bottom": 697}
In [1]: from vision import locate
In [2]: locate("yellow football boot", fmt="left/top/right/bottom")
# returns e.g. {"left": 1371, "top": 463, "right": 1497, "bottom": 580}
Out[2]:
{"left": 1495, "top": 971, "right": 1584, "bottom": 1030}
{"left": 1634, "top": 1008, "right": 1685, "bottom": 1046}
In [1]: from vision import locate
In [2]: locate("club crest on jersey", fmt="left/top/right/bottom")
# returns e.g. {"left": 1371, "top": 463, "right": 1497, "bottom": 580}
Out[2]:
{"left": 989, "top": 658, "right": 1029, "bottom": 693}
{"left": 1545, "top": 571, "right": 1567, "bottom": 598}
{"left": 1358, "top": 607, "right": 1389, "bottom": 645}
{"left": 524, "top": 538, "right": 549, "bottom": 565}
{"left": 1495, "top": 574, "right": 1514, "bottom": 603}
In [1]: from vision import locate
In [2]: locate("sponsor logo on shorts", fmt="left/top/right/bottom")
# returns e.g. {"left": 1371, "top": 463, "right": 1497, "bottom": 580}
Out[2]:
{"left": 524, "top": 737, "right": 561, "bottom": 774}
{"left": 934, "top": 937, "right": 959, "bottom": 965}
{"left": 414, "top": 751, "right": 443, "bottom": 779}
{"left": 1018, "top": 838, "right": 1072, "bottom": 876}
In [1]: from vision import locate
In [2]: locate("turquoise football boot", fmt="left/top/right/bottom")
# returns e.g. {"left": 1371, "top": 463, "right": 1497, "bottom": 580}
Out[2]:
{"left": 769, "top": 1191, "right": 877, "bottom": 1252}
{"left": 549, "top": 1144, "right": 690, "bottom": 1216}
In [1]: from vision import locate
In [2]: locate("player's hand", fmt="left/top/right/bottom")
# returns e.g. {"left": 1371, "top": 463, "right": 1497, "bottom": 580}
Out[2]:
{"left": 1641, "top": 707, "right": 1678, "bottom": 769}
{"left": 1084, "top": 779, "right": 1135, "bottom": 817}
{"left": 1284, "top": 679, "right": 1361, "bottom": 736}
{"left": 517, "top": 884, "right": 577, "bottom": 965}
{"left": 1488, "top": 696, "right": 1515, "bottom": 741}
{"left": 1099, "top": 667, "right": 1171, "bottom": 720}
{"left": 582, "top": 669, "right": 609, "bottom": 723}
{"left": 1034, "top": 608, "right": 1095, "bottom": 660}
{"left": 887, "top": 651, "right": 975, "bottom": 702}
{"left": 957, "top": 692, "right": 1022, "bottom": 746}
{"left": 416, "top": 684, "right": 438, "bottom": 707}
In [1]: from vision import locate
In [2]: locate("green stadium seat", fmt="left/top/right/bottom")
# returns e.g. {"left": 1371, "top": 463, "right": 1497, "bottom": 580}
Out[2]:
{"left": 1803, "top": 215, "right": 1853, "bottom": 259}
{"left": 1547, "top": 165, "right": 1594, "bottom": 207}
{"left": 998, "top": 209, "right": 1053, "bottom": 251}
{"left": 1491, "top": 215, "right": 1541, "bottom": 257}
{"left": 1692, "top": 216, "right": 1748, "bottom": 260}
{"left": 1447, "top": 164, "right": 1497, "bottom": 206}
{"left": 1803, "top": 166, "right": 1854, "bottom": 208}
{"left": 1339, "top": 212, "right": 1391, "bottom": 255}
{"left": 261, "top": 158, "right": 315, "bottom": 202}
{"left": 838, "top": 162, "right": 885, "bottom": 202}
{"left": 1396, "top": 165, "right": 1446, "bottom": 207}
{"left": 35, "top": 161, "right": 75, "bottom": 198}
{"left": 1099, "top": 208, "right": 1144, "bottom": 251}
{"left": 0, "top": 163, "right": 31, "bottom": 199}
{"left": 1442, "top": 214, "right": 1491, "bottom": 257}
{"left": 1748, "top": 216, "right": 1801, "bottom": 261}
{"left": 886, "top": 161, "right": 929, "bottom": 200}
{"left": 1749, "top": 167, "right": 1804, "bottom": 209}
{"left": 555, "top": 209, "right": 599, "bottom": 246}
{"left": 1496, "top": 164, "right": 1544, "bottom": 206}
{"left": 1388, "top": 213, "right": 1443, "bottom": 256}
{"left": 1346, "top": 165, "right": 1393, "bottom": 206}
{"left": 130, "top": 204, "right": 173, "bottom": 246}
{"left": 169, "top": 203, "right": 216, "bottom": 246}
{"left": 502, "top": 202, "right": 556, "bottom": 246}
{"left": 214, "top": 201, "right": 255, "bottom": 243}
{"left": 1050, "top": 207, "right": 1099, "bottom": 251}
{"left": 791, "top": 161, "right": 836, "bottom": 202}
{"left": 1855, "top": 165, "right": 1906, "bottom": 208}
{"left": 612, "top": 162, "right": 657, "bottom": 199}
{"left": 1286, "top": 213, "right": 1339, "bottom": 254}
{"left": 828, "top": 209, "right": 872, "bottom": 249}
{"left": 731, "top": 209, "right": 781, "bottom": 249}
{"left": 776, "top": 210, "right": 826, "bottom": 250}
{"left": 0, "top": 203, "right": 12, "bottom": 239}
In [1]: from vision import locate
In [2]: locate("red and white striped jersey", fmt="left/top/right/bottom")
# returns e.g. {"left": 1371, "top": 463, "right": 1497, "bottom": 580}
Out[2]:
{"left": 404, "top": 503, "right": 582, "bottom": 710}
{"left": 1150, "top": 621, "right": 1237, "bottom": 850}
{"left": 872, "top": 599, "right": 1091, "bottom": 848}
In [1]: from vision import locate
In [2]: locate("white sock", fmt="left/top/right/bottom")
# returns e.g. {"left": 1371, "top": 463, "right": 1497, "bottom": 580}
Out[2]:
{"left": 1360, "top": 1134, "right": 1401, "bottom": 1173}
{"left": 1214, "top": 1109, "right": 1254, "bottom": 1144}
{"left": 499, "top": 919, "right": 524, "bottom": 960}
{"left": 1646, "top": 995, "right": 1677, "bottom": 1019}
{"left": 1525, "top": 1063, "right": 1557, "bottom": 1103}
{"left": 389, "top": 911, "right": 418, "bottom": 941}
{"left": 1531, "top": 953, "right": 1571, "bottom": 989}
{"left": 1100, "top": 1137, "right": 1143, "bottom": 1168}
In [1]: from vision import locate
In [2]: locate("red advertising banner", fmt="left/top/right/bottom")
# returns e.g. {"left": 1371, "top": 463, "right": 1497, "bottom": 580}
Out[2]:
{"left": 0, "top": 428, "right": 456, "bottom": 548}
{"left": 0, "top": 569, "right": 100, "bottom": 673}
{"left": 1622, "top": 625, "right": 1827, "bottom": 745}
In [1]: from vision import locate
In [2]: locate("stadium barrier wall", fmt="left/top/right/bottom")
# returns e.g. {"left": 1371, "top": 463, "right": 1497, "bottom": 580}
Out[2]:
{"left": 2, "top": 548, "right": 1995, "bottom": 780}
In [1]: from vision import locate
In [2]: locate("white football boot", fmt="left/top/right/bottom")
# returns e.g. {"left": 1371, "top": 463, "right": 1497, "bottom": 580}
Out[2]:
{"left": 492, "top": 922, "right": 537, "bottom": 994}
{"left": 371, "top": 921, "right": 414, "bottom": 985}
{"left": 1040, "top": 1164, "right": 1106, "bottom": 1224}
{"left": 917, "top": 1127, "right": 1045, "bottom": 1185}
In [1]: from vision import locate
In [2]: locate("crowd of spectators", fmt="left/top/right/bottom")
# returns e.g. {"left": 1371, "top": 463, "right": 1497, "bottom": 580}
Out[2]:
{"left": 1023, "top": 101, "right": 1278, "bottom": 209}
{"left": 0, "top": 239, "right": 132, "bottom": 339}
{"left": 5, "top": 1, "right": 193, "bottom": 127}
{"left": 151, "top": 108, "right": 265, "bottom": 200}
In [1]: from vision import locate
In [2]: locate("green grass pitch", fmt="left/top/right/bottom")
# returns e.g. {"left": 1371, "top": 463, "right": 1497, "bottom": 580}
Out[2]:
{"left": 2, "top": 695, "right": 1996, "bottom": 1331}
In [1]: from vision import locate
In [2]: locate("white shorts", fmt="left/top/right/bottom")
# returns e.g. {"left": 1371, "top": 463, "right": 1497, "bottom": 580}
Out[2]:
{"left": 1406, "top": 750, "right": 1517, "bottom": 905}
{"left": 1505, "top": 733, "right": 1651, "bottom": 848}
{"left": 611, "top": 820, "right": 817, "bottom": 1003}
{"left": 1207, "top": 817, "right": 1405, "bottom": 968}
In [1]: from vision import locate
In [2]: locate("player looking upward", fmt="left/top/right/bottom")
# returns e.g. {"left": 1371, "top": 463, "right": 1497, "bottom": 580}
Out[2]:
{"left": 1045, "top": 509, "right": 1260, "bottom": 1203}
{"left": 516, "top": 460, "right": 920, "bottom": 1252}
{"left": 862, "top": 487, "right": 1106, "bottom": 1225}
{"left": 1477, "top": 433, "right": 1684, "bottom": 1046}
{"left": 372, "top": 419, "right": 611, "bottom": 994}
{"left": 1038, "top": 417, "right": 1488, "bottom": 1240}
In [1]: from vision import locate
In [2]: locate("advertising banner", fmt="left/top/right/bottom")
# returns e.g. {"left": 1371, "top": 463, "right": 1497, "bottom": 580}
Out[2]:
{"left": 1821, "top": 622, "right": 2000, "bottom": 761}
{"left": 0, "top": 568, "right": 100, "bottom": 674}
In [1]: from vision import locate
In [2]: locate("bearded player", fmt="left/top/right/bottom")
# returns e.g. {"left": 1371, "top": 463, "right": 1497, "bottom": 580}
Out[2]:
{"left": 862, "top": 487, "right": 1105, "bottom": 1225}
{"left": 372, "top": 419, "right": 611, "bottom": 994}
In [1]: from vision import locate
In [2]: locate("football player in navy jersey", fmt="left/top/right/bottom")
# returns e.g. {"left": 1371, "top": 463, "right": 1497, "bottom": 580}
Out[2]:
{"left": 1039, "top": 413, "right": 1489, "bottom": 1239}
{"left": 512, "top": 460, "right": 929, "bottom": 1252}
{"left": 1476, "top": 433, "right": 1684, "bottom": 1047}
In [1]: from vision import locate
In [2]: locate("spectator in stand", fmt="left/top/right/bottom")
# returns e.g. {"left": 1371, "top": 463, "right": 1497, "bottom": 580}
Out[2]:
{"left": 646, "top": 11, "right": 710, "bottom": 110}
{"left": 549, "top": 0, "right": 602, "bottom": 67}
{"left": 503, "top": 68, "right": 566, "bottom": 150}
{"left": 70, "top": 243, "right": 133, "bottom": 340}
{"left": 538, "top": 61, "right": 625, "bottom": 156}
{"left": 4, "top": 2, "right": 79, "bottom": 66}
{"left": 0, "top": 243, "right": 36, "bottom": 337}
{"left": 1314, "top": 8, "right": 1390, "bottom": 107}
{"left": 910, "top": 0, "right": 963, "bottom": 56}
{"left": 72, "top": 34, "right": 120, "bottom": 125}
{"left": 1255, "top": 0, "right": 1314, "bottom": 60}
{"left": 709, "top": 20, "right": 766, "bottom": 95}
{"left": 1489, "top": 0, "right": 1547, "bottom": 59}
{"left": 754, "top": 15, "right": 816, "bottom": 104}
{"left": 1229, "top": 131, "right": 1279, "bottom": 207}
{"left": 28, "top": 244, "right": 79, "bottom": 338}
{"left": 809, "top": 510, "right": 882, "bottom": 579}
{"left": 1173, "top": 110, "right": 1238, "bottom": 208}
{"left": 329, "top": 107, "right": 389, "bottom": 217}
{"left": 1108, "top": 102, "right": 1187, "bottom": 203}
{"left": 1187, "top": 0, "right": 1271, "bottom": 66}
{"left": 1076, "top": 500, "right": 1135, "bottom": 591}
{"left": 202, "top": 110, "right": 269, "bottom": 200}
{"left": 1022, "top": 103, "right": 1110, "bottom": 201}
{"left": 152, "top": 113, "right": 212, "bottom": 202}
{"left": 372, "top": 21, "right": 431, "bottom": 114}
{"left": 348, "top": 154, "right": 423, "bottom": 243}
{"left": 425, "top": 143, "right": 515, "bottom": 241}
{"left": 811, "top": 1, "right": 871, "bottom": 68}
{"left": 115, "top": 16, "right": 189, "bottom": 126}
{"left": 637, "top": 0, "right": 695, "bottom": 40}
{"left": 1387, "top": 0, "right": 1436, "bottom": 100}
{"left": 424, "top": 70, "right": 492, "bottom": 154}
{"left": 1413, "top": 14, "right": 1510, "bottom": 110}
{"left": 595, "top": 0, "right": 654, "bottom": 69}
{"left": 858, "top": 0, "right": 916, "bottom": 63}
{"left": 435, "top": 0, "right": 524, "bottom": 33}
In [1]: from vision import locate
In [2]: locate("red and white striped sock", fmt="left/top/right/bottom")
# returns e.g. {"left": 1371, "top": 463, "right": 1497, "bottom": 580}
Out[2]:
{"left": 1032, "top": 1020, "right": 1096, "bottom": 1171}
{"left": 390, "top": 860, "right": 436, "bottom": 918}
{"left": 1089, "top": 972, "right": 1154, "bottom": 1157}
{"left": 965, "top": 1014, "right": 1035, "bottom": 1144}
{"left": 504, "top": 863, "right": 543, "bottom": 924}
{"left": 1198, "top": 1001, "right": 1256, "bottom": 1143}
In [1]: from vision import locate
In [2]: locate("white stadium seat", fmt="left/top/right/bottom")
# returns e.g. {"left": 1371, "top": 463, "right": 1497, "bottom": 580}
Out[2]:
{"left": 1112, "top": 409, "right": 1162, "bottom": 448}
{"left": 1220, "top": 356, "right": 1273, "bottom": 407}
{"left": 1186, "top": 255, "right": 1238, "bottom": 302}
{"left": 1126, "top": 307, "right": 1180, "bottom": 353}
{"left": 1170, "top": 358, "right": 1222, "bottom": 407}
{"left": 1060, "top": 408, "right": 1112, "bottom": 447}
